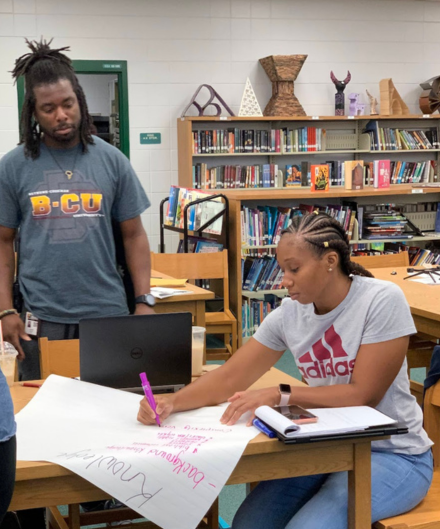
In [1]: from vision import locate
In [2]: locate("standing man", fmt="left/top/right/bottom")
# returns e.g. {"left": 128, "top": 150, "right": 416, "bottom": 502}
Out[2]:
{"left": 0, "top": 38, "right": 156, "bottom": 382}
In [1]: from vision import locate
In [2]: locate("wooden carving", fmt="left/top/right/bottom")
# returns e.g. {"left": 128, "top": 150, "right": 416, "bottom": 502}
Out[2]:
{"left": 419, "top": 76, "right": 440, "bottom": 114}
{"left": 259, "top": 55, "right": 307, "bottom": 116}
{"left": 181, "top": 84, "right": 235, "bottom": 118}
{"left": 331, "top": 71, "right": 351, "bottom": 116}
{"left": 366, "top": 89, "right": 379, "bottom": 115}
{"left": 379, "top": 79, "right": 409, "bottom": 116}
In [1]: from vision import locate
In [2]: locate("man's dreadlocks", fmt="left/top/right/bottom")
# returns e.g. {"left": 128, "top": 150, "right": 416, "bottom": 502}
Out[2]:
{"left": 11, "top": 38, "right": 95, "bottom": 159}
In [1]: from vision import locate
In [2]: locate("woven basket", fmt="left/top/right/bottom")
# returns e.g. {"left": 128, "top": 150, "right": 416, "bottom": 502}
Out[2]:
{"left": 259, "top": 55, "right": 307, "bottom": 116}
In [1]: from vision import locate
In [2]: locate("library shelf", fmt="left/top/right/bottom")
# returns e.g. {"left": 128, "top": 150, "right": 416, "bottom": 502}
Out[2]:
{"left": 177, "top": 115, "right": 440, "bottom": 347}
{"left": 242, "top": 289, "right": 288, "bottom": 299}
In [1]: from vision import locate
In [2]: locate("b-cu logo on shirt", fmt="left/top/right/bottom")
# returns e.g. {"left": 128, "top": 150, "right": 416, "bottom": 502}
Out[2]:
{"left": 297, "top": 325, "right": 355, "bottom": 380}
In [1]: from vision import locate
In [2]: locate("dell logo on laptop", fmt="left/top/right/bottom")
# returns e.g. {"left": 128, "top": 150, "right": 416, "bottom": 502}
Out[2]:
{"left": 130, "top": 347, "right": 143, "bottom": 360}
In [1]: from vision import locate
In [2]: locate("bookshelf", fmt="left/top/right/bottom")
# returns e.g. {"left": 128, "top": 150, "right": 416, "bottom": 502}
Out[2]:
{"left": 177, "top": 115, "right": 440, "bottom": 347}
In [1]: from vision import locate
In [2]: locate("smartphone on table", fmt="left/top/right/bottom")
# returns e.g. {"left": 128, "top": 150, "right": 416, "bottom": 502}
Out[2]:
{"left": 273, "top": 405, "right": 318, "bottom": 425}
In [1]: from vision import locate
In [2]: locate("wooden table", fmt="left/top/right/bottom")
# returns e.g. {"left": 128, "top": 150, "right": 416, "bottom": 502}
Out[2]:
{"left": 152, "top": 269, "right": 214, "bottom": 329}
{"left": 373, "top": 267, "right": 440, "bottom": 339}
{"left": 10, "top": 368, "right": 384, "bottom": 529}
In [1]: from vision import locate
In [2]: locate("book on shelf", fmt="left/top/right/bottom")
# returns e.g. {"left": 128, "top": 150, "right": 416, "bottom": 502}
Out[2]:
{"left": 177, "top": 236, "right": 223, "bottom": 254}
{"left": 344, "top": 160, "right": 363, "bottom": 190}
{"left": 241, "top": 203, "right": 362, "bottom": 249}
{"left": 409, "top": 245, "right": 440, "bottom": 266}
{"left": 362, "top": 208, "right": 409, "bottom": 240}
{"left": 362, "top": 120, "right": 439, "bottom": 151}
{"left": 242, "top": 256, "right": 284, "bottom": 292}
{"left": 254, "top": 405, "right": 398, "bottom": 440}
{"left": 242, "top": 295, "right": 282, "bottom": 338}
{"left": 165, "top": 186, "right": 225, "bottom": 235}
{"left": 373, "top": 160, "right": 391, "bottom": 189}
{"left": 311, "top": 164, "right": 330, "bottom": 192}
{"left": 285, "top": 164, "right": 302, "bottom": 186}
{"left": 192, "top": 159, "right": 438, "bottom": 190}
{"left": 241, "top": 206, "right": 301, "bottom": 249}
{"left": 192, "top": 127, "right": 327, "bottom": 155}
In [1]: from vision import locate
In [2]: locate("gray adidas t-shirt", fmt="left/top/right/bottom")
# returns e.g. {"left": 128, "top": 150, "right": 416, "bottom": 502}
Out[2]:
{"left": 0, "top": 137, "right": 150, "bottom": 323}
{"left": 254, "top": 275, "right": 432, "bottom": 454}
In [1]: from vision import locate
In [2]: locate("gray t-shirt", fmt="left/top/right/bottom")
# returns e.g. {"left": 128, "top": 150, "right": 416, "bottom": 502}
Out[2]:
{"left": 254, "top": 275, "right": 432, "bottom": 454}
{"left": 0, "top": 137, "right": 150, "bottom": 323}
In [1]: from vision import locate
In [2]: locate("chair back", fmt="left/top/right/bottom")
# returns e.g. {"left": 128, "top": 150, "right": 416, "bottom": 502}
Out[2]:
{"left": 351, "top": 252, "right": 409, "bottom": 270}
{"left": 39, "top": 337, "right": 80, "bottom": 379}
{"left": 424, "top": 378, "right": 440, "bottom": 468}
{"left": 151, "top": 250, "right": 230, "bottom": 309}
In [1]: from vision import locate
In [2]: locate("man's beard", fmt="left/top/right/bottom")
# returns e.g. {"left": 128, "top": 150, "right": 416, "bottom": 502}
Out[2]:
{"left": 43, "top": 124, "right": 79, "bottom": 144}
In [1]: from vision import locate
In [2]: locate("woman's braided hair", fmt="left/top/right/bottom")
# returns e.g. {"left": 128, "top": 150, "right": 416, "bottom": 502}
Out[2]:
{"left": 281, "top": 212, "right": 374, "bottom": 278}
{"left": 11, "top": 38, "right": 94, "bottom": 159}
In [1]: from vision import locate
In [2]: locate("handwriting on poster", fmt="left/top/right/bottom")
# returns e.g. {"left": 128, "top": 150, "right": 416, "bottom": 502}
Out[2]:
{"left": 57, "top": 429, "right": 222, "bottom": 505}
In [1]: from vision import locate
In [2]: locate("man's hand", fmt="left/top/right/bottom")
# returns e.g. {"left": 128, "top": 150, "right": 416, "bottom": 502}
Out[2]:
{"left": 1, "top": 314, "right": 31, "bottom": 360}
{"left": 134, "top": 303, "right": 155, "bottom": 316}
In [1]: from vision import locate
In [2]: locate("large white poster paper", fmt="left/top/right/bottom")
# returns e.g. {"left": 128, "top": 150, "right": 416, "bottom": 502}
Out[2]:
{"left": 16, "top": 376, "right": 259, "bottom": 529}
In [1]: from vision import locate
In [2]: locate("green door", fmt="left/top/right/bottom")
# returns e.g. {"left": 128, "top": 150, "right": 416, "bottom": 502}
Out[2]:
{"left": 17, "top": 60, "right": 130, "bottom": 158}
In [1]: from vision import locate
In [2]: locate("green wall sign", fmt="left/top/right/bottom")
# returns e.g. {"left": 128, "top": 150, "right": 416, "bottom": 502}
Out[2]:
{"left": 140, "top": 133, "right": 161, "bottom": 145}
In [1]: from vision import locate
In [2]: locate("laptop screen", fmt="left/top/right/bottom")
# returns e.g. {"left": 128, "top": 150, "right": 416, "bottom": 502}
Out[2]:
{"left": 79, "top": 312, "right": 192, "bottom": 392}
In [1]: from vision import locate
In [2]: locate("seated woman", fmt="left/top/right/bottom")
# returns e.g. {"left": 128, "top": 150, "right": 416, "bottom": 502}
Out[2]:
{"left": 137, "top": 212, "right": 433, "bottom": 529}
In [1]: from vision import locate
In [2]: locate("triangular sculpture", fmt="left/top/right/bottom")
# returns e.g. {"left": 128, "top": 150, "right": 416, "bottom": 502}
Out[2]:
{"left": 239, "top": 78, "right": 263, "bottom": 117}
{"left": 379, "top": 79, "right": 409, "bottom": 115}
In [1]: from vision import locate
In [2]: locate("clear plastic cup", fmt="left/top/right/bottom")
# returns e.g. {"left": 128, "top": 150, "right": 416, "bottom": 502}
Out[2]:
{"left": 0, "top": 342, "right": 18, "bottom": 386}
{"left": 192, "top": 326, "right": 206, "bottom": 377}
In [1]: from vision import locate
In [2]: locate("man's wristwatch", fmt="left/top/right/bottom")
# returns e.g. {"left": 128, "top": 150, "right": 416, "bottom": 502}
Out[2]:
{"left": 134, "top": 294, "right": 156, "bottom": 307}
{"left": 278, "top": 383, "right": 291, "bottom": 407}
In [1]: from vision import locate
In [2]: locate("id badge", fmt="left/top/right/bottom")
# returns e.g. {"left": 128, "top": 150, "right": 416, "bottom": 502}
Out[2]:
{"left": 25, "top": 312, "right": 39, "bottom": 336}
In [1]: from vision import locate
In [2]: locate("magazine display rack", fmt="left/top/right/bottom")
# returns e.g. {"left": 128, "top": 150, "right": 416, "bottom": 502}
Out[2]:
{"left": 159, "top": 193, "right": 229, "bottom": 253}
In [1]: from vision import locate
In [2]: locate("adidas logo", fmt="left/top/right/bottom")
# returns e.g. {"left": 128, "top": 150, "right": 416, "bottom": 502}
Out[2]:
{"left": 297, "top": 325, "right": 355, "bottom": 380}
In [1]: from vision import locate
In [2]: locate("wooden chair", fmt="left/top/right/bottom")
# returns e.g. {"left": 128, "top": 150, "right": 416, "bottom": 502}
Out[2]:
{"left": 351, "top": 252, "right": 409, "bottom": 270}
{"left": 373, "top": 378, "right": 440, "bottom": 529}
{"left": 151, "top": 250, "right": 238, "bottom": 360}
{"left": 39, "top": 336, "right": 219, "bottom": 529}
{"left": 39, "top": 337, "right": 80, "bottom": 379}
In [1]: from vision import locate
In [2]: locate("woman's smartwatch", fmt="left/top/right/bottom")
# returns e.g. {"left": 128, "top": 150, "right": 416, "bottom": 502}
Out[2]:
{"left": 278, "top": 383, "right": 291, "bottom": 407}
{"left": 135, "top": 294, "right": 156, "bottom": 307}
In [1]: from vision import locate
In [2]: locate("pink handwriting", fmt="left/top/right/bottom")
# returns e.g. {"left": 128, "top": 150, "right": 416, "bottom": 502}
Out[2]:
{"left": 57, "top": 449, "right": 162, "bottom": 508}
{"left": 184, "top": 425, "right": 232, "bottom": 433}
{"left": 107, "top": 445, "right": 145, "bottom": 454}
{"left": 148, "top": 449, "right": 209, "bottom": 489}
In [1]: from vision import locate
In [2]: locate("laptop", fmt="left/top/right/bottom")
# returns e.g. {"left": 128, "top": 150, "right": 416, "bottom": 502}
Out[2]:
{"left": 79, "top": 312, "right": 192, "bottom": 393}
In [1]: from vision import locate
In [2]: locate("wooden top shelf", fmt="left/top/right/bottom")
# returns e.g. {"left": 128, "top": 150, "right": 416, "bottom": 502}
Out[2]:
{"left": 201, "top": 185, "right": 440, "bottom": 201}
{"left": 180, "top": 115, "right": 440, "bottom": 123}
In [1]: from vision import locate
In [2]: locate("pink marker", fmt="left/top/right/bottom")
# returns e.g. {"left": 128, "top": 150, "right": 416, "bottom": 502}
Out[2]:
{"left": 140, "top": 372, "right": 161, "bottom": 427}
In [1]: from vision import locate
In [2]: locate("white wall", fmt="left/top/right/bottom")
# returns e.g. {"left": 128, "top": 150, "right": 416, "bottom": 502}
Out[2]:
{"left": 1, "top": 0, "right": 440, "bottom": 251}
{"left": 77, "top": 73, "right": 116, "bottom": 117}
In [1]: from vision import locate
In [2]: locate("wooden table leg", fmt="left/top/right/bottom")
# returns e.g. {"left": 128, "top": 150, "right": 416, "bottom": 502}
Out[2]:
{"left": 348, "top": 442, "right": 371, "bottom": 529}
{"left": 195, "top": 300, "right": 207, "bottom": 364}
{"left": 46, "top": 507, "right": 70, "bottom": 529}
{"left": 68, "top": 505, "right": 81, "bottom": 529}
{"left": 195, "top": 300, "right": 205, "bottom": 328}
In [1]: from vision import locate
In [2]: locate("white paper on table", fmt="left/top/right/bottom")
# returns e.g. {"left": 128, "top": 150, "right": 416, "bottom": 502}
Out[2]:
{"left": 16, "top": 375, "right": 259, "bottom": 529}
{"left": 150, "top": 287, "right": 189, "bottom": 299}
{"left": 408, "top": 274, "right": 440, "bottom": 285}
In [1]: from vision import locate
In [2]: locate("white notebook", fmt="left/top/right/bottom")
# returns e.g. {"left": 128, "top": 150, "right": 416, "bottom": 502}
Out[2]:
{"left": 255, "top": 405, "right": 397, "bottom": 439}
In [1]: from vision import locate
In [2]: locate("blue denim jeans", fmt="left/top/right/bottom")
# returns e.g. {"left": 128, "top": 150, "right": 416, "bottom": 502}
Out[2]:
{"left": 232, "top": 449, "right": 433, "bottom": 529}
